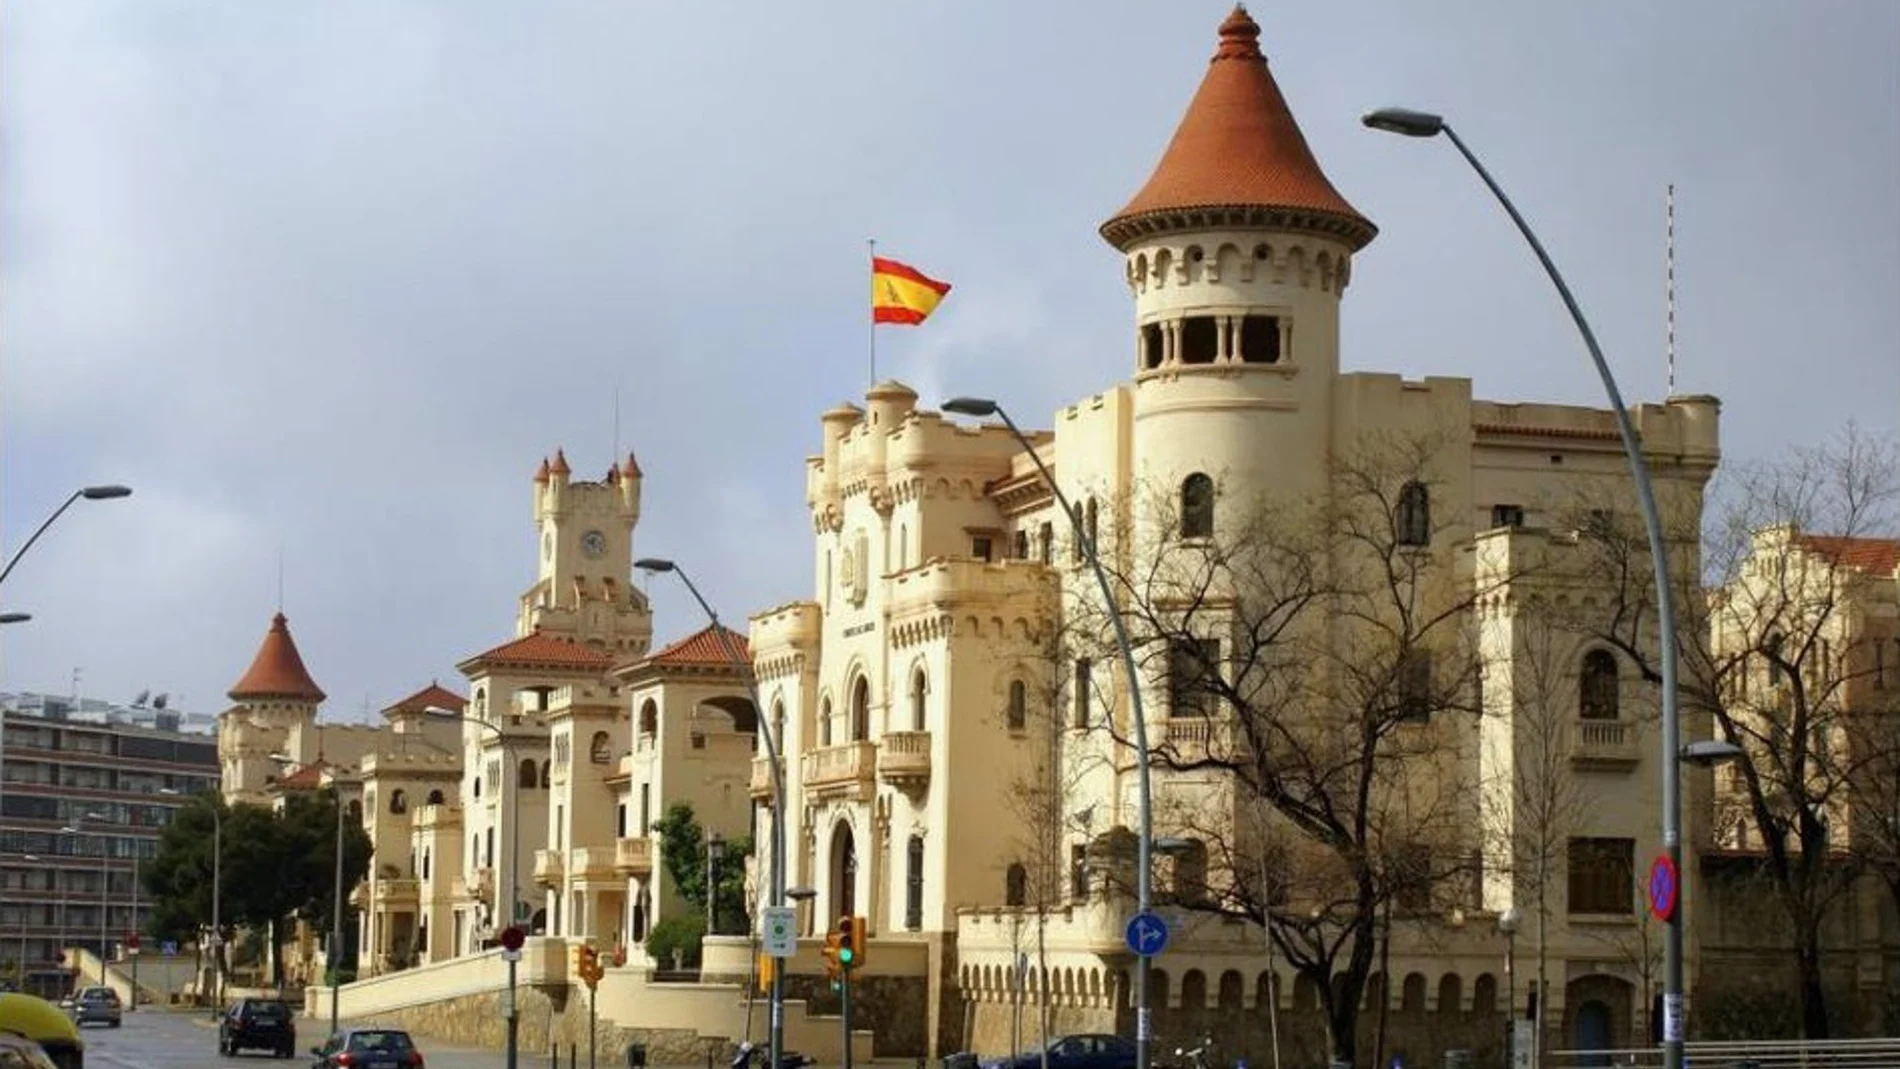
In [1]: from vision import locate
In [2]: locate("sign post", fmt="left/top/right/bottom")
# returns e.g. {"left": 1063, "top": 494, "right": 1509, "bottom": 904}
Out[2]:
{"left": 1648, "top": 855, "right": 1679, "bottom": 923}
{"left": 499, "top": 926, "right": 525, "bottom": 1069}
{"left": 1124, "top": 913, "right": 1169, "bottom": 1043}
{"left": 761, "top": 906, "right": 796, "bottom": 958}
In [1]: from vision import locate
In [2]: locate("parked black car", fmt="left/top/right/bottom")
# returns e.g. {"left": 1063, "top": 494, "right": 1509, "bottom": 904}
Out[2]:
{"left": 221, "top": 997, "right": 297, "bottom": 1058}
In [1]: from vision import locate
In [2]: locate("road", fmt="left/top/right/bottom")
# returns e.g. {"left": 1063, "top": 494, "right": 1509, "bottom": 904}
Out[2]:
{"left": 76, "top": 1008, "right": 527, "bottom": 1069}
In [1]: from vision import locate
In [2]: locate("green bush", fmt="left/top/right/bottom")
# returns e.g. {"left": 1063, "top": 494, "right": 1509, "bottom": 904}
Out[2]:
{"left": 646, "top": 914, "right": 706, "bottom": 970}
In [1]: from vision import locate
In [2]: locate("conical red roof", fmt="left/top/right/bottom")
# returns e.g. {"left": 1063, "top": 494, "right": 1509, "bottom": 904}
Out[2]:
{"left": 1100, "top": 5, "right": 1375, "bottom": 251}
{"left": 228, "top": 612, "right": 327, "bottom": 703}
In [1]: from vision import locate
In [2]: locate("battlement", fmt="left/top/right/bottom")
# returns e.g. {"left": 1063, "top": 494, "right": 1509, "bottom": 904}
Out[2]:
{"left": 806, "top": 382, "right": 1032, "bottom": 514}
{"left": 532, "top": 448, "right": 641, "bottom": 523}
{"left": 1471, "top": 393, "right": 1721, "bottom": 462}
{"left": 545, "top": 681, "right": 620, "bottom": 718}
{"left": 750, "top": 602, "right": 821, "bottom": 684}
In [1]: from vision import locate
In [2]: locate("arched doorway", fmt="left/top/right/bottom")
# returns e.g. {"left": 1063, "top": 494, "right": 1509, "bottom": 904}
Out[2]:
{"left": 830, "top": 822, "right": 858, "bottom": 919}
{"left": 1574, "top": 1000, "right": 1613, "bottom": 1067}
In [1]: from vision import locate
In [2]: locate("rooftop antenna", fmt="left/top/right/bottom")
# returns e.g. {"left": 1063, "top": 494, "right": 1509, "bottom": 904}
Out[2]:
{"left": 1666, "top": 183, "right": 1677, "bottom": 396}
{"left": 276, "top": 547, "right": 285, "bottom": 613}
{"left": 613, "top": 384, "right": 622, "bottom": 463}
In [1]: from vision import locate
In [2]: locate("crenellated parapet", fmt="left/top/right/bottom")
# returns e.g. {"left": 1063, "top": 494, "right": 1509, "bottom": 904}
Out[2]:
{"left": 887, "top": 558, "right": 1058, "bottom": 648}
{"left": 1124, "top": 235, "right": 1354, "bottom": 299}
{"left": 750, "top": 601, "right": 822, "bottom": 684}
{"left": 360, "top": 751, "right": 461, "bottom": 778}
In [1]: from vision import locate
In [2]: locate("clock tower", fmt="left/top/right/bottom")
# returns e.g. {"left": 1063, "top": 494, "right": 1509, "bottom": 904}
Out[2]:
{"left": 517, "top": 448, "right": 654, "bottom": 657}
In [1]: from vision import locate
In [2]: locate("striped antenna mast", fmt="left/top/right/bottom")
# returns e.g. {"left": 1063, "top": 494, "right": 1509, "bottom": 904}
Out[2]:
{"left": 1666, "top": 184, "right": 1677, "bottom": 396}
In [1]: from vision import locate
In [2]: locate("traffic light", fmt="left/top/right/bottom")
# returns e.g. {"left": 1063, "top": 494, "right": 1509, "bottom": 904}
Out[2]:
{"left": 573, "top": 944, "right": 604, "bottom": 990}
{"left": 821, "top": 930, "right": 843, "bottom": 984}
{"left": 756, "top": 952, "right": 776, "bottom": 994}
{"left": 836, "top": 915, "right": 866, "bottom": 972}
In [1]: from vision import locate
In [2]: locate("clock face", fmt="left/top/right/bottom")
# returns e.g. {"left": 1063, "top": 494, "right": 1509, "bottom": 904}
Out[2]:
{"left": 581, "top": 530, "right": 607, "bottom": 559}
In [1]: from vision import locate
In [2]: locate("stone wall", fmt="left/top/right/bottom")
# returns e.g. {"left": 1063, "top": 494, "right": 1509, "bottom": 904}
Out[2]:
{"left": 780, "top": 972, "right": 930, "bottom": 1057}
{"left": 361, "top": 986, "right": 723, "bottom": 1067}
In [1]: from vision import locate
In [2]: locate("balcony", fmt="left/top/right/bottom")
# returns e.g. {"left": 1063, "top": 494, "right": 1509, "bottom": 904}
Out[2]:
{"left": 1570, "top": 718, "right": 1640, "bottom": 771}
{"left": 801, "top": 740, "right": 877, "bottom": 802}
{"left": 876, "top": 731, "right": 932, "bottom": 790}
{"left": 615, "top": 836, "right": 653, "bottom": 876}
{"left": 1158, "top": 717, "right": 1248, "bottom": 759}
{"left": 532, "top": 850, "right": 564, "bottom": 886}
{"left": 569, "top": 846, "right": 618, "bottom": 881}
{"left": 378, "top": 878, "right": 420, "bottom": 905}
{"left": 750, "top": 757, "right": 782, "bottom": 801}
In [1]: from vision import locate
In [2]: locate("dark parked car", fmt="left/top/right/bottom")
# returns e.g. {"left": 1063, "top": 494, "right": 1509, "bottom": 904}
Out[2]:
{"left": 980, "top": 1034, "right": 1137, "bottom": 1069}
{"left": 309, "top": 1028, "right": 424, "bottom": 1069}
{"left": 220, "top": 997, "right": 297, "bottom": 1058}
{"left": 69, "top": 987, "right": 120, "bottom": 1028}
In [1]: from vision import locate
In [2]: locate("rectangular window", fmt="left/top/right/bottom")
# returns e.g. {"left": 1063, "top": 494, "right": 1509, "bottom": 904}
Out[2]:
{"left": 1168, "top": 638, "right": 1221, "bottom": 717}
{"left": 1491, "top": 504, "right": 1525, "bottom": 529}
{"left": 1038, "top": 522, "right": 1054, "bottom": 564}
{"left": 1566, "top": 837, "right": 1634, "bottom": 915}
{"left": 1071, "top": 844, "right": 1089, "bottom": 900}
{"left": 1238, "top": 314, "right": 1282, "bottom": 364}
{"left": 1012, "top": 530, "right": 1029, "bottom": 559}
{"left": 1073, "top": 658, "right": 1093, "bottom": 729}
{"left": 905, "top": 837, "right": 925, "bottom": 931}
{"left": 972, "top": 536, "right": 993, "bottom": 561}
{"left": 1398, "top": 649, "right": 1433, "bottom": 722}
{"left": 1393, "top": 844, "right": 1432, "bottom": 912}
{"left": 640, "top": 785, "right": 651, "bottom": 834}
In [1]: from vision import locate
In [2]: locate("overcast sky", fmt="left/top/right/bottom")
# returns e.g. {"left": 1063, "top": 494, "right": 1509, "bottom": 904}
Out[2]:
{"left": 3, "top": 1, "right": 1896, "bottom": 722}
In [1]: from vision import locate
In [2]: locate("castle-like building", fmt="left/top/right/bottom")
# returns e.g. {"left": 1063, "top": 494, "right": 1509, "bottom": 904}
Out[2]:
{"left": 211, "top": 8, "right": 1900, "bottom": 1067}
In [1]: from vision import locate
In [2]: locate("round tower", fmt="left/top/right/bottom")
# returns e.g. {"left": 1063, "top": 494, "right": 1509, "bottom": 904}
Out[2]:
{"left": 222, "top": 611, "right": 327, "bottom": 798}
{"left": 1102, "top": 5, "right": 1376, "bottom": 530}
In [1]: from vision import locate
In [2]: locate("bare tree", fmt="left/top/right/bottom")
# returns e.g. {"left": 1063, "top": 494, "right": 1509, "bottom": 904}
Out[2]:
{"left": 1072, "top": 434, "right": 1511, "bottom": 1064}
{"left": 1570, "top": 424, "right": 1899, "bottom": 1038}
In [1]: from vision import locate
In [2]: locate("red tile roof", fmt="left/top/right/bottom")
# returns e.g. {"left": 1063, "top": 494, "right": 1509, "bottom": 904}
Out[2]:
{"left": 458, "top": 628, "right": 614, "bottom": 674}
{"left": 647, "top": 625, "right": 750, "bottom": 668}
{"left": 384, "top": 681, "right": 467, "bottom": 717}
{"left": 272, "top": 759, "right": 330, "bottom": 792}
{"left": 549, "top": 449, "right": 571, "bottom": 477}
{"left": 1797, "top": 535, "right": 1900, "bottom": 576}
{"left": 1101, "top": 5, "right": 1374, "bottom": 251}
{"left": 228, "top": 613, "right": 327, "bottom": 703}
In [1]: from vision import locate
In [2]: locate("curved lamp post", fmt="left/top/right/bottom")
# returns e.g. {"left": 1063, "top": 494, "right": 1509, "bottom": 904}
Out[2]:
{"left": 633, "top": 557, "right": 789, "bottom": 1069}
{"left": 939, "top": 397, "right": 1158, "bottom": 1069}
{"left": 0, "top": 486, "right": 133, "bottom": 590}
{"left": 1363, "top": 106, "right": 1691, "bottom": 1069}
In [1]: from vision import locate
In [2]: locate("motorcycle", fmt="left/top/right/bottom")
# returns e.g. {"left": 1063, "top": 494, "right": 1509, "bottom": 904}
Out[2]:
{"left": 730, "top": 1040, "right": 817, "bottom": 1069}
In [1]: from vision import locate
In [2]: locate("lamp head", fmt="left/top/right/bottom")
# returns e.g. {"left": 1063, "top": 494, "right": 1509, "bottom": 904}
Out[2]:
{"left": 942, "top": 397, "right": 999, "bottom": 418}
{"left": 1681, "top": 739, "right": 1745, "bottom": 767}
{"left": 0, "top": 613, "right": 30, "bottom": 625}
{"left": 1362, "top": 107, "right": 1446, "bottom": 138}
{"left": 80, "top": 485, "right": 133, "bottom": 501}
{"left": 786, "top": 886, "right": 817, "bottom": 902}
{"left": 1497, "top": 906, "right": 1520, "bottom": 934}
{"left": 633, "top": 558, "right": 676, "bottom": 574}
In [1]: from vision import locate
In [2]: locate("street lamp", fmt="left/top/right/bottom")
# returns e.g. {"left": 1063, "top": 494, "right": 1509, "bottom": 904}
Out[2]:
{"left": 1498, "top": 907, "right": 1520, "bottom": 1067}
{"left": 0, "top": 485, "right": 128, "bottom": 988}
{"left": 420, "top": 705, "right": 523, "bottom": 1069}
{"left": 941, "top": 396, "right": 1160, "bottom": 1067}
{"left": 633, "top": 557, "right": 791, "bottom": 1069}
{"left": 1363, "top": 106, "right": 1691, "bottom": 1069}
{"left": 159, "top": 787, "right": 222, "bottom": 1013}
{"left": 270, "top": 753, "right": 349, "bottom": 1037}
{"left": 706, "top": 834, "right": 727, "bottom": 939}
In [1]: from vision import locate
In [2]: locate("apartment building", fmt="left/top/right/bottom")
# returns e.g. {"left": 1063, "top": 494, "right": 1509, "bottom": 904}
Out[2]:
{"left": 0, "top": 694, "right": 219, "bottom": 998}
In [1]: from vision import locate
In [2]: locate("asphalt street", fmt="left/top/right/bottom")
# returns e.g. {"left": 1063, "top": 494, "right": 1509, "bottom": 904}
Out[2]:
{"left": 75, "top": 1008, "right": 522, "bottom": 1069}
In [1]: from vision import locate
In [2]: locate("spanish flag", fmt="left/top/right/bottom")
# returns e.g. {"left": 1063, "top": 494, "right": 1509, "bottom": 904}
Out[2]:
{"left": 872, "top": 256, "right": 952, "bottom": 325}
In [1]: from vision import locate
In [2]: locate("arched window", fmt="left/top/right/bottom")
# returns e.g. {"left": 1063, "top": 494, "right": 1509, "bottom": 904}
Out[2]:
{"left": 1580, "top": 649, "right": 1620, "bottom": 720}
{"left": 850, "top": 676, "right": 871, "bottom": 742}
{"left": 473, "top": 776, "right": 482, "bottom": 800}
{"left": 388, "top": 789, "right": 408, "bottom": 816}
{"left": 638, "top": 699, "right": 658, "bottom": 738}
{"left": 1005, "top": 862, "right": 1028, "bottom": 907}
{"left": 589, "top": 731, "right": 612, "bottom": 764}
{"left": 1007, "top": 680, "right": 1028, "bottom": 731}
{"left": 820, "top": 697, "right": 834, "bottom": 747}
{"left": 474, "top": 687, "right": 487, "bottom": 720}
{"left": 770, "top": 699, "right": 786, "bottom": 755}
{"left": 909, "top": 669, "right": 928, "bottom": 732}
{"left": 539, "top": 760, "right": 551, "bottom": 788}
{"left": 426, "top": 789, "right": 444, "bottom": 806}
{"left": 517, "top": 758, "right": 537, "bottom": 788}
{"left": 1181, "top": 473, "right": 1215, "bottom": 539}
{"left": 1396, "top": 482, "right": 1431, "bottom": 547}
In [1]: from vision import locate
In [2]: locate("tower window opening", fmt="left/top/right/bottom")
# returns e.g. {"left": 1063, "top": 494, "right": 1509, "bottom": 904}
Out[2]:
{"left": 1012, "top": 530, "right": 1029, "bottom": 559}
{"left": 1239, "top": 315, "right": 1282, "bottom": 364}
{"left": 1140, "top": 322, "right": 1164, "bottom": 370}
{"left": 1179, "top": 316, "right": 1218, "bottom": 365}
{"left": 1397, "top": 481, "right": 1431, "bottom": 547}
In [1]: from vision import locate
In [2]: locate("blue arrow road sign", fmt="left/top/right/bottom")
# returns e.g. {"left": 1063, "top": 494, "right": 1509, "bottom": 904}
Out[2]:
{"left": 1125, "top": 911, "right": 1170, "bottom": 957}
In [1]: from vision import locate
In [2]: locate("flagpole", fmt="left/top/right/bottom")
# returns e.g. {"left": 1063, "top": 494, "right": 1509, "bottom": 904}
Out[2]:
{"left": 867, "top": 238, "right": 879, "bottom": 386}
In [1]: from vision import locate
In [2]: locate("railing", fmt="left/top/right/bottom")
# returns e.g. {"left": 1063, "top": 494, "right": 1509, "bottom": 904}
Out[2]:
{"left": 749, "top": 756, "right": 780, "bottom": 801}
{"left": 1550, "top": 1037, "right": 1900, "bottom": 1067}
{"left": 1158, "top": 717, "right": 1248, "bottom": 756}
{"left": 614, "top": 836, "right": 652, "bottom": 875}
{"left": 531, "top": 850, "right": 563, "bottom": 885}
{"left": 568, "top": 846, "right": 617, "bottom": 879}
{"left": 801, "top": 740, "right": 877, "bottom": 799}
{"left": 1571, "top": 716, "right": 1640, "bottom": 770}
{"left": 876, "top": 730, "right": 932, "bottom": 788}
